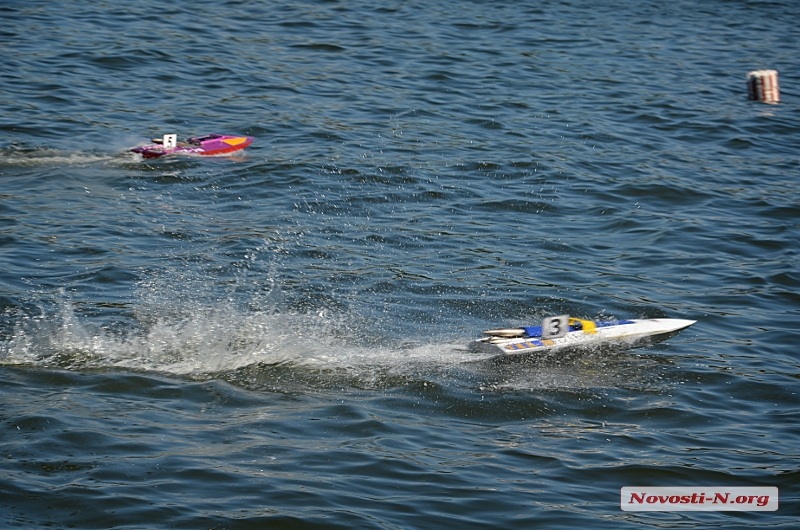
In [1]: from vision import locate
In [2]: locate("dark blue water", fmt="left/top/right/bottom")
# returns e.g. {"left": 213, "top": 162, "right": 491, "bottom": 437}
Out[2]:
{"left": 2, "top": 0, "right": 799, "bottom": 527}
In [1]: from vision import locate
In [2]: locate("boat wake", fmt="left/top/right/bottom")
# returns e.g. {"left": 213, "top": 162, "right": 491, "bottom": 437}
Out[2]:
{"left": 0, "top": 146, "right": 116, "bottom": 167}
{"left": 0, "top": 295, "right": 482, "bottom": 381}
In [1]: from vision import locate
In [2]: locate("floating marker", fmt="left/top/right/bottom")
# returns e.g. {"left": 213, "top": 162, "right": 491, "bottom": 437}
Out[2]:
{"left": 747, "top": 70, "right": 779, "bottom": 104}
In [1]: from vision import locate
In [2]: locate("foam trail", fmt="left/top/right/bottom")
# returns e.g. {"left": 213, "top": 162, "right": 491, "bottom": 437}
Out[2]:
{"left": 0, "top": 296, "right": 490, "bottom": 379}
{"left": 0, "top": 147, "right": 115, "bottom": 167}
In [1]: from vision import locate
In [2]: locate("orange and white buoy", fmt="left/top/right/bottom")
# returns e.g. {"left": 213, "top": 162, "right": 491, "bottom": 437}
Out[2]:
{"left": 747, "top": 70, "right": 780, "bottom": 104}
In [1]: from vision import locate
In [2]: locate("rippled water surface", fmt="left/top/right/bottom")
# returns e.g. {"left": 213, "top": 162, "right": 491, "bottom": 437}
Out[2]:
{"left": 2, "top": 0, "right": 799, "bottom": 527}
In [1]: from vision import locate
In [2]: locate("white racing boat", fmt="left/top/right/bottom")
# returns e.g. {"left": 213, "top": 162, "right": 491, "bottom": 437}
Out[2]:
{"left": 470, "top": 316, "right": 696, "bottom": 357}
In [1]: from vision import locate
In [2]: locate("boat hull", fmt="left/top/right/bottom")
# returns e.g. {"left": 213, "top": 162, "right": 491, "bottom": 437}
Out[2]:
{"left": 131, "top": 134, "right": 254, "bottom": 158}
{"left": 469, "top": 318, "right": 696, "bottom": 357}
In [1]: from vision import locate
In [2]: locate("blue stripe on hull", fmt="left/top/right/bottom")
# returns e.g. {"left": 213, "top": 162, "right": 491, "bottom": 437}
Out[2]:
{"left": 521, "top": 319, "right": 634, "bottom": 339}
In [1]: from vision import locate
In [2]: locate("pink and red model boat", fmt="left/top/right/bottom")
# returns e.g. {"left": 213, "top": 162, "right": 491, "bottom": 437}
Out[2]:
{"left": 131, "top": 133, "right": 254, "bottom": 159}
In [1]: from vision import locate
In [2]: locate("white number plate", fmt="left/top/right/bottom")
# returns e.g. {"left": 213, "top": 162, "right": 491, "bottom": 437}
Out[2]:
{"left": 542, "top": 315, "right": 569, "bottom": 339}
